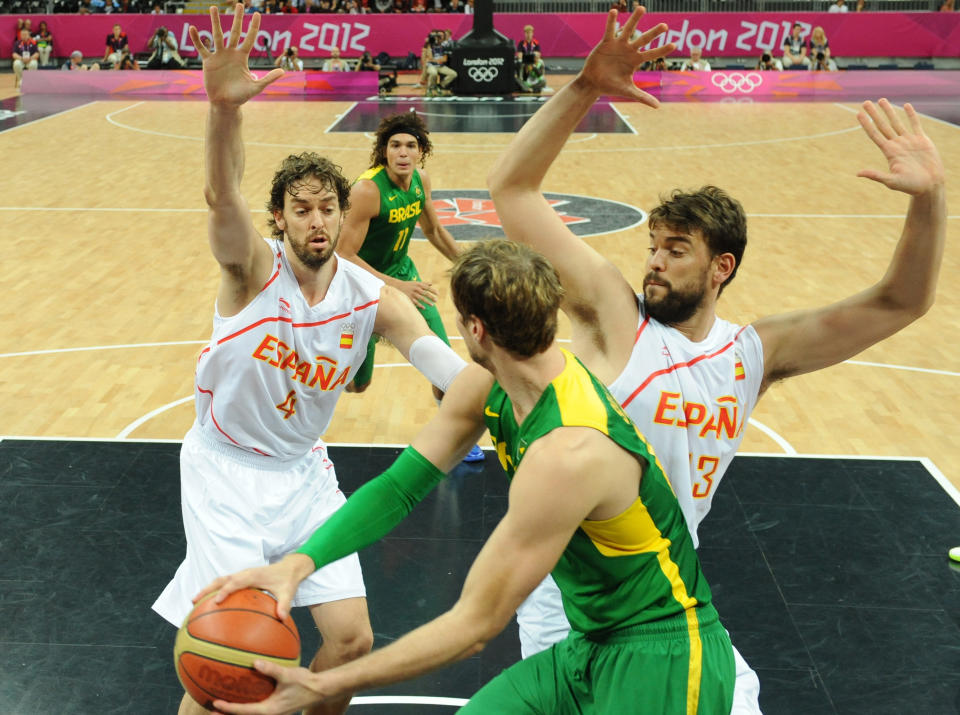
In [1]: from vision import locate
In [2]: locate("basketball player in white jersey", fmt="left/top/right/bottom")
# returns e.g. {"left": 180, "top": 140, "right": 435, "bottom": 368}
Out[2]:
{"left": 152, "top": 8, "right": 467, "bottom": 715}
{"left": 487, "top": 8, "right": 947, "bottom": 714}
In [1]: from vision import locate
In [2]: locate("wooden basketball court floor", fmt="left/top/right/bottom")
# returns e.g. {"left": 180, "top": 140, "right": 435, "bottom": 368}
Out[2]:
{"left": 1, "top": 90, "right": 959, "bottom": 713}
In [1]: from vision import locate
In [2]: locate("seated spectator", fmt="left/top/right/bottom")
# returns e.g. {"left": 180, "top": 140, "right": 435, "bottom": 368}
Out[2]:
{"left": 856, "top": 0, "right": 866, "bottom": 9}
{"left": 62, "top": 50, "right": 101, "bottom": 71}
{"left": 808, "top": 26, "right": 837, "bottom": 71}
{"left": 151, "top": 3, "right": 163, "bottom": 13}
{"left": 343, "top": 0, "right": 359, "bottom": 12}
{"left": 12, "top": 28, "right": 38, "bottom": 90}
{"left": 680, "top": 46, "right": 710, "bottom": 71}
{"left": 357, "top": 49, "right": 396, "bottom": 94}
{"left": 391, "top": 0, "right": 407, "bottom": 11}
{"left": 103, "top": 23, "right": 128, "bottom": 69}
{"left": 465, "top": 0, "right": 474, "bottom": 14}
{"left": 118, "top": 47, "right": 140, "bottom": 70}
{"left": 755, "top": 52, "right": 783, "bottom": 71}
{"left": 941, "top": 0, "right": 955, "bottom": 9}
{"left": 516, "top": 24, "right": 540, "bottom": 67}
{"left": 276, "top": 45, "right": 304, "bottom": 71}
{"left": 322, "top": 47, "right": 349, "bottom": 71}
{"left": 34, "top": 21, "right": 54, "bottom": 68}
{"left": 16, "top": 18, "right": 32, "bottom": 42}
{"left": 515, "top": 50, "right": 547, "bottom": 93}
{"left": 425, "top": 32, "right": 456, "bottom": 96}
{"left": 448, "top": 0, "right": 464, "bottom": 11}
{"left": 262, "top": 0, "right": 281, "bottom": 11}
{"left": 146, "top": 26, "right": 185, "bottom": 69}
{"left": 410, "top": 0, "right": 426, "bottom": 11}
{"left": 281, "top": 0, "right": 300, "bottom": 12}
{"left": 782, "top": 22, "right": 811, "bottom": 69}
{"left": 829, "top": 0, "right": 848, "bottom": 10}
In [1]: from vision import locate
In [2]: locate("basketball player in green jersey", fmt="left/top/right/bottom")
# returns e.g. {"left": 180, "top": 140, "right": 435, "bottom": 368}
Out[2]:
{"left": 197, "top": 241, "right": 736, "bottom": 715}
{"left": 339, "top": 112, "right": 484, "bottom": 462}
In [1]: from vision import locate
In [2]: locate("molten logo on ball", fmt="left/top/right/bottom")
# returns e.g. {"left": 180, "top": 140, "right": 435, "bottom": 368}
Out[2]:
{"left": 198, "top": 664, "right": 275, "bottom": 699}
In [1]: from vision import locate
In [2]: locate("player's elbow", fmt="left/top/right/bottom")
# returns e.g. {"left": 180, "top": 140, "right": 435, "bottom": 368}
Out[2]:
{"left": 450, "top": 600, "right": 513, "bottom": 651}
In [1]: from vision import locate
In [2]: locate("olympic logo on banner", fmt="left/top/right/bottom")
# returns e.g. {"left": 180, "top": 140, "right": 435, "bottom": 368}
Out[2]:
{"left": 468, "top": 66, "right": 499, "bottom": 82}
{"left": 710, "top": 72, "right": 763, "bottom": 94}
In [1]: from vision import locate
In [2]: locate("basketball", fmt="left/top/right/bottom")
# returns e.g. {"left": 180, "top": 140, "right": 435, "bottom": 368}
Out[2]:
{"left": 174, "top": 588, "right": 301, "bottom": 710}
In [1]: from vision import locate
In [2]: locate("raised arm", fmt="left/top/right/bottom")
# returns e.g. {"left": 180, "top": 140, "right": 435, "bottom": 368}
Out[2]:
{"left": 188, "top": 4, "right": 284, "bottom": 316}
{"left": 755, "top": 99, "right": 946, "bottom": 388}
{"left": 487, "top": 8, "right": 672, "bottom": 377}
{"left": 417, "top": 170, "right": 461, "bottom": 262}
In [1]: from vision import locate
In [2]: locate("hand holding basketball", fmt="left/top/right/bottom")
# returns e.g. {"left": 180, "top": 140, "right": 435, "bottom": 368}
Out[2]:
{"left": 194, "top": 554, "right": 316, "bottom": 621}
{"left": 211, "top": 660, "right": 328, "bottom": 715}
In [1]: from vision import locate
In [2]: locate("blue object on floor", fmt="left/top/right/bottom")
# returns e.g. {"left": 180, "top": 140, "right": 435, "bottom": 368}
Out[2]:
{"left": 462, "top": 445, "right": 485, "bottom": 463}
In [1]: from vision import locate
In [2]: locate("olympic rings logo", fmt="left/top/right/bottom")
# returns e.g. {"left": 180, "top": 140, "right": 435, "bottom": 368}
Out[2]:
{"left": 468, "top": 66, "right": 499, "bottom": 82}
{"left": 710, "top": 72, "right": 763, "bottom": 94}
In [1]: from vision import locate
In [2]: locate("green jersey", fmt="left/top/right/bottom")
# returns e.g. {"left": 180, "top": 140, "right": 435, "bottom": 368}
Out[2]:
{"left": 355, "top": 166, "right": 425, "bottom": 276}
{"left": 483, "top": 349, "right": 713, "bottom": 636}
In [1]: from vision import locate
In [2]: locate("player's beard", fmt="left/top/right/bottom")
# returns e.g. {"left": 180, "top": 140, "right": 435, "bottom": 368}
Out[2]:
{"left": 643, "top": 269, "right": 709, "bottom": 326}
{"left": 289, "top": 230, "right": 339, "bottom": 270}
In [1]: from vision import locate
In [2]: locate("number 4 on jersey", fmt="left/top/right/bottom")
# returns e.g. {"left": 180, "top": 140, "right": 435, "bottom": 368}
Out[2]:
{"left": 276, "top": 390, "right": 297, "bottom": 420}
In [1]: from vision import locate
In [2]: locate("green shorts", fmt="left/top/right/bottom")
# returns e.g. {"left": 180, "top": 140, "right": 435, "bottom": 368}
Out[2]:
{"left": 351, "top": 257, "right": 451, "bottom": 389}
{"left": 460, "top": 605, "right": 734, "bottom": 715}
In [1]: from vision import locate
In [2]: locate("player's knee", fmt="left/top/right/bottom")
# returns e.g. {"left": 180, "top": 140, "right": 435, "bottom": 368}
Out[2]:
{"left": 313, "top": 624, "right": 374, "bottom": 667}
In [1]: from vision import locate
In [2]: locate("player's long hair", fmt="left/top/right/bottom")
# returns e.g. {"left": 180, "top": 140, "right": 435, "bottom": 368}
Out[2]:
{"left": 370, "top": 111, "right": 433, "bottom": 168}
{"left": 451, "top": 240, "right": 564, "bottom": 358}
{"left": 265, "top": 153, "right": 351, "bottom": 241}
{"left": 649, "top": 186, "right": 747, "bottom": 294}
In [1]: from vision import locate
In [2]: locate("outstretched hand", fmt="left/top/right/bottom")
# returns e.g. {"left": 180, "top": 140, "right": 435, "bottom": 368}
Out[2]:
{"left": 211, "top": 660, "right": 324, "bottom": 715}
{"left": 578, "top": 6, "right": 674, "bottom": 107}
{"left": 857, "top": 99, "right": 945, "bottom": 196}
{"left": 189, "top": 3, "right": 284, "bottom": 107}
{"left": 192, "top": 554, "right": 313, "bottom": 621}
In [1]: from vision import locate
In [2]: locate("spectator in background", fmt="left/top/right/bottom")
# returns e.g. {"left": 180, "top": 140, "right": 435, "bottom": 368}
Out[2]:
{"left": 425, "top": 31, "right": 456, "bottom": 96}
{"left": 152, "top": 3, "right": 163, "bottom": 13}
{"left": 941, "top": 0, "right": 955, "bottom": 10}
{"left": 15, "top": 18, "right": 32, "bottom": 41}
{"left": 680, "top": 45, "right": 710, "bottom": 71}
{"left": 322, "top": 46, "right": 349, "bottom": 71}
{"left": 755, "top": 52, "right": 783, "bottom": 70}
{"left": 276, "top": 45, "right": 304, "bottom": 70}
{"left": 34, "top": 20, "right": 53, "bottom": 68}
{"left": 828, "top": 0, "right": 848, "bottom": 11}
{"left": 809, "top": 26, "right": 837, "bottom": 71}
{"left": 118, "top": 47, "right": 140, "bottom": 70}
{"left": 357, "top": 49, "right": 396, "bottom": 94}
{"left": 103, "top": 23, "right": 128, "bottom": 68}
{"left": 516, "top": 24, "right": 540, "bottom": 67}
{"left": 146, "top": 26, "right": 185, "bottom": 69}
{"left": 62, "top": 50, "right": 101, "bottom": 71}
{"left": 465, "top": 0, "right": 474, "bottom": 15}
{"left": 448, "top": 0, "right": 464, "bottom": 11}
{"left": 856, "top": 0, "right": 866, "bottom": 10}
{"left": 515, "top": 50, "right": 547, "bottom": 93}
{"left": 12, "top": 27, "right": 38, "bottom": 90}
{"left": 782, "top": 22, "right": 810, "bottom": 69}
{"left": 411, "top": 0, "right": 427, "bottom": 11}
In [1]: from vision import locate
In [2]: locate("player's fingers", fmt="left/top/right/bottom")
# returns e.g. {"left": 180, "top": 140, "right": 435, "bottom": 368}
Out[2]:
{"left": 856, "top": 109, "right": 887, "bottom": 148}
{"left": 256, "top": 67, "right": 285, "bottom": 90}
{"left": 251, "top": 658, "right": 285, "bottom": 680}
{"left": 227, "top": 6, "right": 244, "bottom": 48}
{"left": 240, "top": 11, "right": 261, "bottom": 54}
{"left": 903, "top": 102, "right": 925, "bottom": 136}
{"left": 192, "top": 577, "right": 226, "bottom": 603}
{"left": 209, "top": 5, "right": 224, "bottom": 50}
{"left": 878, "top": 98, "right": 907, "bottom": 136}
{"left": 856, "top": 168, "right": 894, "bottom": 187}
{"left": 633, "top": 87, "right": 661, "bottom": 109}
{"left": 189, "top": 26, "right": 212, "bottom": 60}
{"left": 621, "top": 6, "right": 646, "bottom": 39}
{"left": 862, "top": 100, "right": 896, "bottom": 140}
{"left": 631, "top": 21, "right": 667, "bottom": 51}
{"left": 602, "top": 8, "right": 619, "bottom": 42}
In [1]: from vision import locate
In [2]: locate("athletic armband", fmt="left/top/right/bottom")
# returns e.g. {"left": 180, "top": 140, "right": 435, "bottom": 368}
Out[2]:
{"left": 409, "top": 334, "right": 468, "bottom": 394}
{"left": 295, "top": 446, "right": 446, "bottom": 570}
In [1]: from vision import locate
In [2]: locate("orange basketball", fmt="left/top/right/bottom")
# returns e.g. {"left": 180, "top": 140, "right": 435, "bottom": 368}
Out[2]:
{"left": 174, "top": 588, "right": 300, "bottom": 710}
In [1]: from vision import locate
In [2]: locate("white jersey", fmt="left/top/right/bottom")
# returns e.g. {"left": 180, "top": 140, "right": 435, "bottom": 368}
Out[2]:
{"left": 194, "top": 239, "right": 383, "bottom": 459}
{"left": 608, "top": 298, "right": 764, "bottom": 548}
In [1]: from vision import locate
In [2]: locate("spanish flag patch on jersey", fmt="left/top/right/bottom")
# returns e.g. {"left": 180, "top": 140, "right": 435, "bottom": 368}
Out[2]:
{"left": 340, "top": 323, "right": 355, "bottom": 350}
{"left": 734, "top": 359, "right": 745, "bottom": 381}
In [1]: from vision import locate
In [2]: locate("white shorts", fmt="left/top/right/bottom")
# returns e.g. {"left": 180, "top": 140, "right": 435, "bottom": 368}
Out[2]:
{"left": 152, "top": 424, "right": 366, "bottom": 627}
{"left": 518, "top": 574, "right": 763, "bottom": 714}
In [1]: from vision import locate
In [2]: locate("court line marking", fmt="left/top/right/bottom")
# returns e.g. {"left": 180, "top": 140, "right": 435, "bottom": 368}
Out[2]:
{"left": 102, "top": 102, "right": 864, "bottom": 153}
{"left": 323, "top": 101, "right": 358, "bottom": 134}
{"left": 746, "top": 419, "right": 796, "bottom": 455}
{"left": 3, "top": 434, "right": 956, "bottom": 507}
{"left": 352, "top": 696, "right": 468, "bottom": 707}
{"left": 0, "top": 100, "right": 98, "bottom": 135}
{"left": 610, "top": 102, "right": 638, "bottom": 135}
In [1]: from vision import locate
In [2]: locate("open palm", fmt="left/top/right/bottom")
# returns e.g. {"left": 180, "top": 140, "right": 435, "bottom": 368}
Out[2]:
{"left": 189, "top": 3, "right": 283, "bottom": 107}
{"left": 857, "top": 99, "right": 945, "bottom": 196}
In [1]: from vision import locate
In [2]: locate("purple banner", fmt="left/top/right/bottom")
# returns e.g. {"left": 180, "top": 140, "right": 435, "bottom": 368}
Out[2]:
{"left": 634, "top": 69, "right": 960, "bottom": 101}
{"left": 3, "top": 13, "right": 959, "bottom": 59}
{"left": 20, "top": 68, "right": 376, "bottom": 96}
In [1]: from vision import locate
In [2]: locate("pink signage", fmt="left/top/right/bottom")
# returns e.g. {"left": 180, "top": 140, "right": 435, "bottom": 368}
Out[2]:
{"left": 20, "top": 68, "right": 376, "bottom": 96}
{"left": 3, "top": 13, "right": 959, "bottom": 60}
